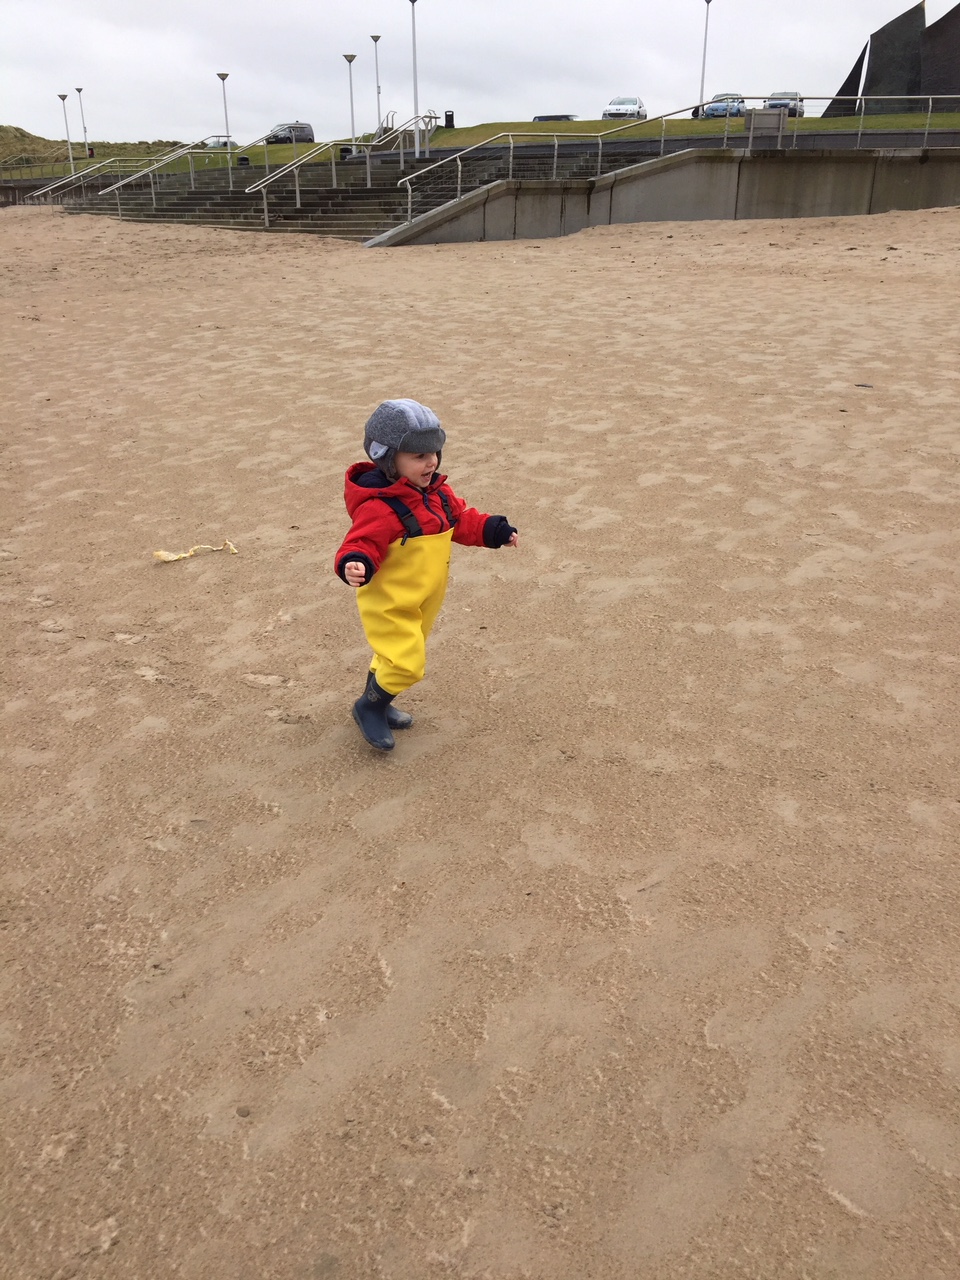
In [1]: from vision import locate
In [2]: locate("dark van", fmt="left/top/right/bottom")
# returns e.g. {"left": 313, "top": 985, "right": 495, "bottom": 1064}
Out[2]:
{"left": 265, "top": 121, "right": 315, "bottom": 145}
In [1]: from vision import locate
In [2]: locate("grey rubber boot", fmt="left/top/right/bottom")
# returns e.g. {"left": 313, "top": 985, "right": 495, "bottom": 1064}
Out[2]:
{"left": 352, "top": 675, "right": 396, "bottom": 751}
{"left": 366, "top": 670, "right": 413, "bottom": 730}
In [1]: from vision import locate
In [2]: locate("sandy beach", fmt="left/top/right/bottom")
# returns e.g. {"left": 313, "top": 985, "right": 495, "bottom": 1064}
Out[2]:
{"left": 2, "top": 202, "right": 960, "bottom": 1279}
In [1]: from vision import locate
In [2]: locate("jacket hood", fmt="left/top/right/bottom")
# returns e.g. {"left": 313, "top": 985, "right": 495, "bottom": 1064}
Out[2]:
{"left": 344, "top": 461, "right": 447, "bottom": 519}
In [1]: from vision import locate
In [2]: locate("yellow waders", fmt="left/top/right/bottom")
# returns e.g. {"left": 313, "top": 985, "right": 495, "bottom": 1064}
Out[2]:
{"left": 357, "top": 529, "right": 454, "bottom": 695}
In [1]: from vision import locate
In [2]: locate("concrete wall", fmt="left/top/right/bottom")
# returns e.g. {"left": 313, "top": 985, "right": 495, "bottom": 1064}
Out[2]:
{"left": 371, "top": 179, "right": 595, "bottom": 245}
{"left": 367, "top": 148, "right": 960, "bottom": 247}
{"left": 871, "top": 151, "right": 960, "bottom": 210}
{"left": 733, "top": 153, "right": 877, "bottom": 219}
{"left": 600, "top": 152, "right": 740, "bottom": 224}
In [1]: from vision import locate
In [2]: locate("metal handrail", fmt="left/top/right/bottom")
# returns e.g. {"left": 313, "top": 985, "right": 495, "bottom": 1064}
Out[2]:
{"left": 28, "top": 156, "right": 145, "bottom": 202}
{"left": 396, "top": 93, "right": 960, "bottom": 223}
{"left": 0, "top": 151, "right": 95, "bottom": 181}
{"left": 245, "top": 111, "right": 438, "bottom": 195}
{"left": 98, "top": 137, "right": 226, "bottom": 196}
{"left": 231, "top": 128, "right": 310, "bottom": 176}
{"left": 244, "top": 113, "right": 439, "bottom": 229}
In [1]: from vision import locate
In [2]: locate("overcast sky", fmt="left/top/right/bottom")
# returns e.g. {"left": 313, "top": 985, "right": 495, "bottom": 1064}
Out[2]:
{"left": 4, "top": 0, "right": 957, "bottom": 146}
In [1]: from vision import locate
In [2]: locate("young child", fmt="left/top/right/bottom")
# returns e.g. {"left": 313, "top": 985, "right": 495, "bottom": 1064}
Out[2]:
{"left": 335, "top": 398, "right": 518, "bottom": 751}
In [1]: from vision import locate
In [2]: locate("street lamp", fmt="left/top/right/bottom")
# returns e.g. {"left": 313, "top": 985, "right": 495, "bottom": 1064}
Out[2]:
{"left": 371, "top": 35, "right": 382, "bottom": 134}
{"left": 343, "top": 54, "right": 357, "bottom": 155}
{"left": 75, "top": 88, "right": 90, "bottom": 160}
{"left": 409, "top": 0, "right": 421, "bottom": 159}
{"left": 57, "top": 94, "right": 75, "bottom": 175}
{"left": 216, "top": 72, "right": 233, "bottom": 190}
{"left": 698, "top": 0, "right": 714, "bottom": 112}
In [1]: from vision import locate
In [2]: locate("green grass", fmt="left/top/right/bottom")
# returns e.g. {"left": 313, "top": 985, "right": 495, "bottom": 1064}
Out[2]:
{"left": 431, "top": 112, "right": 960, "bottom": 150}
{"left": 0, "top": 135, "right": 365, "bottom": 182}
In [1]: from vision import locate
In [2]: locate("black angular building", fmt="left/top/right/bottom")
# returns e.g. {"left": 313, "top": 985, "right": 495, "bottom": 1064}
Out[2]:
{"left": 825, "top": 0, "right": 960, "bottom": 115}
{"left": 923, "top": 2, "right": 960, "bottom": 108}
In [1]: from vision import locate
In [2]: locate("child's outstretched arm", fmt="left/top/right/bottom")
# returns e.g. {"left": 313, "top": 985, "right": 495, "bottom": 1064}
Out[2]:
{"left": 334, "top": 504, "right": 395, "bottom": 586}
{"left": 449, "top": 496, "right": 518, "bottom": 550}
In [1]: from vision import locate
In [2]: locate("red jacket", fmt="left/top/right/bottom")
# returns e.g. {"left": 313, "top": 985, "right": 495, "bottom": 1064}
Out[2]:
{"left": 335, "top": 462, "right": 513, "bottom": 583}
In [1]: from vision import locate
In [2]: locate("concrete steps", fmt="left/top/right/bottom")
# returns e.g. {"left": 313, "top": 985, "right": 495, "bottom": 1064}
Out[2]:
{"left": 56, "top": 144, "right": 659, "bottom": 240}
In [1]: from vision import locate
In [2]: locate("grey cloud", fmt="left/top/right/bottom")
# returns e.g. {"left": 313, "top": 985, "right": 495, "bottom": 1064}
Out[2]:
{"left": 3, "top": 0, "right": 957, "bottom": 145}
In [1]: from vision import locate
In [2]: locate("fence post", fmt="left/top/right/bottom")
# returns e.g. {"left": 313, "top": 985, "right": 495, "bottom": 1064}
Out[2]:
{"left": 553, "top": 135, "right": 558, "bottom": 180}
{"left": 331, "top": 152, "right": 337, "bottom": 190}
{"left": 188, "top": 152, "right": 195, "bottom": 189}
{"left": 723, "top": 110, "right": 731, "bottom": 149}
{"left": 457, "top": 156, "right": 462, "bottom": 200}
{"left": 856, "top": 96, "right": 866, "bottom": 150}
{"left": 294, "top": 166, "right": 301, "bottom": 209}
{"left": 406, "top": 179, "right": 412, "bottom": 223}
{"left": 366, "top": 148, "right": 372, "bottom": 188}
{"left": 660, "top": 115, "right": 667, "bottom": 157}
{"left": 509, "top": 136, "right": 514, "bottom": 180}
{"left": 597, "top": 135, "right": 603, "bottom": 177}
{"left": 923, "top": 96, "right": 933, "bottom": 149}
{"left": 262, "top": 189, "right": 270, "bottom": 229}
{"left": 150, "top": 171, "right": 156, "bottom": 210}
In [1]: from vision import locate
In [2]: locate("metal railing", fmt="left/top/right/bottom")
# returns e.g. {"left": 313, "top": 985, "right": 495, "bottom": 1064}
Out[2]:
{"left": 0, "top": 148, "right": 93, "bottom": 181}
{"left": 1, "top": 154, "right": 58, "bottom": 180}
{"left": 27, "top": 155, "right": 152, "bottom": 203}
{"left": 244, "top": 113, "right": 439, "bottom": 229}
{"left": 20, "top": 116, "right": 437, "bottom": 224}
{"left": 396, "top": 94, "right": 960, "bottom": 224}
{"left": 94, "top": 136, "right": 258, "bottom": 215}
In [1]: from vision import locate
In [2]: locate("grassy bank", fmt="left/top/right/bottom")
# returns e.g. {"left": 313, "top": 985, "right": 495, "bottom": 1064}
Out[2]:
{"left": 432, "top": 112, "right": 960, "bottom": 150}
{"left": 5, "top": 113, "right": 959, "bottom": 184}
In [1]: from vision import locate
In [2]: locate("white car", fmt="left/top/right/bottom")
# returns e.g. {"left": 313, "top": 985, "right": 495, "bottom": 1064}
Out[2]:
{"left": 602, "top": 96, "right": 647, "bottom": 121}
{"left": 763, "top": 92, "right": 804, "bottom": 117}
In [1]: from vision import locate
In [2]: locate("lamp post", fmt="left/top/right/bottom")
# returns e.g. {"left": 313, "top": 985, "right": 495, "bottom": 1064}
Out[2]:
{"left": 371, "top": 35, "right": 382, "bottom": 134}
{"left": 216, "top": 72, "right": 233, "bottom": 189}
{"left": 409, "top": 0, "right": 422, "bottom": 157}
{"left": 75, "top": 87, "right": 90, "bottom": 161}
{"left": 57, "top": 94, "right": 75, "bottom": 175}
{"left": 343, "top": 54, "right": 358, "bottom": 155}
{"left": 698, "top": 0, "right": 714, "bottom": 112}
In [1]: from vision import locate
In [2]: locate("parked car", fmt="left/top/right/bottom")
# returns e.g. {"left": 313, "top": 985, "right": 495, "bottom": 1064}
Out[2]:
{"left": 264, "top": 121, "right": 315, "bottom": 145}
{"left": 533, "top": 114, "right": 577, "bottom": 122}
{"left": 763, "top": 91, "right": 804, "bottom": 117}
{"left": 702, "top": 93, "right": 745, "bottom": 119}
{"left": 601, "top": 96, "right": 647, "bottom": 121}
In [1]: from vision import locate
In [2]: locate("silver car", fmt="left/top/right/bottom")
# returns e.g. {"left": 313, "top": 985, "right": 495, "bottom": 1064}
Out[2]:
{"left": 763, "top": 92, "right": 804, "bottom": 117}
{"left": 602, "top": 96, "right": 647, "bottom": 121}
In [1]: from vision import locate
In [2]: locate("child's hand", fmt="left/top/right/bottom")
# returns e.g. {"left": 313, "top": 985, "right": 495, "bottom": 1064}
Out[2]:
{"left": 344, "top": 560, "right": 367, "bottom": 587}
{"left": 506, "top": 532, "right": 518, "bottom": 548}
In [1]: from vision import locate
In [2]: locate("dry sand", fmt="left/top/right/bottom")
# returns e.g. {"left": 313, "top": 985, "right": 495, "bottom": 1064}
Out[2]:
{"left": 2, "top": 203, "right": 960, "bottom": 1279}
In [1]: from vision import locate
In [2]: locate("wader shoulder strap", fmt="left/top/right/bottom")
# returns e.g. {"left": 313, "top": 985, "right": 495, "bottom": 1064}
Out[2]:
{"left": 436, "top": 488, "right": 458, "bottom": 528}
{"left": 377, "top": 496, "right": 422, "bottom": 544}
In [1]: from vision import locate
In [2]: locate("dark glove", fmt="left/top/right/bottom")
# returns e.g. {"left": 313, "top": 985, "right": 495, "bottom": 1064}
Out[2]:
{"left": 483, "top": 516, "right": 517, "bottom": 549}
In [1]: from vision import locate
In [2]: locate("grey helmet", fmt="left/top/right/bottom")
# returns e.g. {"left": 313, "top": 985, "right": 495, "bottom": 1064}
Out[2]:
{"left": 363, "top": 399, "right": 445, "bottom": 481}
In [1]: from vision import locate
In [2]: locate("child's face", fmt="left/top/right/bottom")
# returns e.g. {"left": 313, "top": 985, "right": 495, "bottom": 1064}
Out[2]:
{"left": 394, "top": 451, "right": 439, "bottom": 489}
